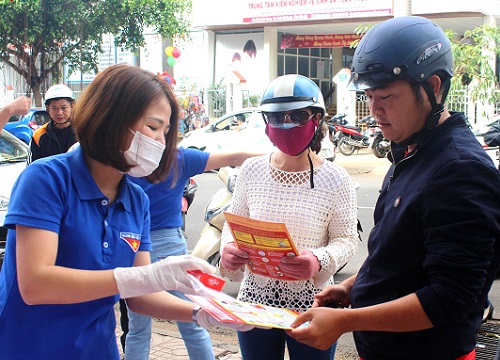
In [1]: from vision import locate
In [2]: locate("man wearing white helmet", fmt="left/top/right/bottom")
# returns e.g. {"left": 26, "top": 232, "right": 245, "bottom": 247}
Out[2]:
{"left": 28, "top": 84, "right": 77, "bottom": 164}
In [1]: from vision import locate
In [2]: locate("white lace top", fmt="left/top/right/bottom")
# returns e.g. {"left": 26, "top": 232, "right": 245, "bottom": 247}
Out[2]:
{"left": 220, "top": 154, "right": 359, "bottom": 312}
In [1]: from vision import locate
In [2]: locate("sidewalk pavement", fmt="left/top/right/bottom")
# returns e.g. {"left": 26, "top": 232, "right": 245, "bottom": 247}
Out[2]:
{"left": 114, "top": 308, "right": 243, "bottom": 360}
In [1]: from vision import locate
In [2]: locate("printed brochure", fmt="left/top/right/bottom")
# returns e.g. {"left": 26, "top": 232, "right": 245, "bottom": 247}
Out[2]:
{"left": 223, "top": 212, "right": 299, "bottom": 280}
{"left": 187, "top": 294, "right": 302, "bottom": 330}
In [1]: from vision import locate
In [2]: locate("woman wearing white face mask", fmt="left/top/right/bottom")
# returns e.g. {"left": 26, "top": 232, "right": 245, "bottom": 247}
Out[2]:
{"left": 220, "top": 74, "right": 359, "bottom": 360}
{"left": 0, "top": 64, "right": 253, "bottom": 360}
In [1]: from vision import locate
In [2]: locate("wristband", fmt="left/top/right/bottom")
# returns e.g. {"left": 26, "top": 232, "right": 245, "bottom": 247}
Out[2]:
{"left": 192, "top": 305, "right": 202, "bottom": 326}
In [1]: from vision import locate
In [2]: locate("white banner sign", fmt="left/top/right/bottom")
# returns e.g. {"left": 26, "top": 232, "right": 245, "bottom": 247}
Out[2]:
{"left": 243, "top": 0, "right": 393, "bottom": 23}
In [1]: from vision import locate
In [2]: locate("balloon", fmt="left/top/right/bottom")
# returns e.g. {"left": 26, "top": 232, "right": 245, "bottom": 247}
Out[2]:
{"left": 172, "top": 47, "right": 181, "bottom": 59}
{"left": 167, "top": 56, "right": 176, "bottom": 66}
{"left": 165, "top": 46, "right": 173, "bottom": 57}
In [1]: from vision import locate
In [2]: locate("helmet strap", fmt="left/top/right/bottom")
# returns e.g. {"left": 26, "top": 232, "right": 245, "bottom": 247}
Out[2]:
{"left": 398, "top": 81, "right": 444, "bottom": 147}
{"left": 53, "top": 118, "right": 71, "bottom": 126}
{"left": 307, "top": 116, "right": 324, "bottom": 151}
{"left": 307, "top": 151, "right": 314, "bottom": 189}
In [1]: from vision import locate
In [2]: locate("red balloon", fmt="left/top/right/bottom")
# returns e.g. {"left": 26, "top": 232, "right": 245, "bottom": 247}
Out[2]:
{"left": 172, "top": 47, "right": 181, "bottom": 59}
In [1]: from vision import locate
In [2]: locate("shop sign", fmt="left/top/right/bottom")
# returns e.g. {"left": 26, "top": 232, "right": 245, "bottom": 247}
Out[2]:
{"left": 243, "top": 0, "right": 393, "bottom": 23}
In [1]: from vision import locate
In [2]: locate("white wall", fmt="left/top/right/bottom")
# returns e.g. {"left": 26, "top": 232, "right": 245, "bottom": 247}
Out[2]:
{"left": 171, "top": 31, "right": 211, "bottom": 93}
{"left": 140, "top": 32, "right": 164, "bottom": 74}
{"left": 412, "top": 0, "right": 500, "bottom": 14}
{"left": 214, "top": 32, "right": 266, "bottom": 96}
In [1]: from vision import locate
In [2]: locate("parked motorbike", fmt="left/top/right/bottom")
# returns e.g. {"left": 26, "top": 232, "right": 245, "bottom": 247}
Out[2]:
{"left": 326, "top": 113, "right": 348, "bottom": 147}
{"left": 334, "top": 115, "right": 373, "bottom": 156}
{"left": 181, "top": 177, "right": 198, "bottom": 231}
{"left": 361, "top": 115, "right": 390, "bottom": 158}
{"left": 371, "top": 126, "right": 391, "bottom": 158}
{"left": 329, "top": 114, "right": 390, "bottom": 158}
{"left": 191, "top": 166, "right": 238, "bottom": 267}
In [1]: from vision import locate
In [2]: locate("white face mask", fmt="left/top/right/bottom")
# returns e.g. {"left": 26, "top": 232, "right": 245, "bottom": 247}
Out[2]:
{"left": 123, "top": 130, "right": 165, "bottom": 177}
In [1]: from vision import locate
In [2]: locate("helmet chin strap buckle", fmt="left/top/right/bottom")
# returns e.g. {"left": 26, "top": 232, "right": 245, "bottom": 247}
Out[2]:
{"left": 430, "top": 103, "right": 444, "bottom": 122}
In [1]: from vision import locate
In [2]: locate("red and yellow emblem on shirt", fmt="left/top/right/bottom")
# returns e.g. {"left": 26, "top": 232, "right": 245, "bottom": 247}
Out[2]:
{"left": 120, "top": 232, "right": 141, "bottom": 253}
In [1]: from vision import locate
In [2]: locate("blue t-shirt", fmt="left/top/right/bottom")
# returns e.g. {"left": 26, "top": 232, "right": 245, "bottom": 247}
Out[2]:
{"left": 128, "top": 147, "right": 209, "bottom": 230}
{"left": 0, "top": 146, "right": 151, "bottom": 359}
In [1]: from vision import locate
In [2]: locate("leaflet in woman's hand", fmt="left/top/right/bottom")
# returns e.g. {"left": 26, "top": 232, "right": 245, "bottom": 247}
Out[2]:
{"left": 223, "top": 212, "right": 299, "bottom": 280}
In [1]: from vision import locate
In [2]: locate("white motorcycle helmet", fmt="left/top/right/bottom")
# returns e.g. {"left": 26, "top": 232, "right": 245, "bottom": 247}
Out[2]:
{"left": 260, "top": 74, "right": 326, "bottom": 117}
{"left": 44, "top": 84, "right": 75, "bottom": 106}
{"left": 260, "top": 74, "right": 326, "bottom": 188}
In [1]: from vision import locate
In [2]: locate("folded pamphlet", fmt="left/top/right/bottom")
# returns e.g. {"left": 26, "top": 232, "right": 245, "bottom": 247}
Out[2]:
{"left": 223, "top": 212, "right": 300, "bottom": 280}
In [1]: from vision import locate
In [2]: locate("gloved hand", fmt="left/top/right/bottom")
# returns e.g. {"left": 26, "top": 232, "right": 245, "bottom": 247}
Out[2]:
{"left": 279, "top": 249, "right": 320, "bottom": 281}
{"left": 221, "top": 242, "right": 250, "bottom": 271}
{"left": 114, "top": 255, "right": 215, "bottom": 298}
{"left": 196, "top": 308, "right": 255, "bottom": 332}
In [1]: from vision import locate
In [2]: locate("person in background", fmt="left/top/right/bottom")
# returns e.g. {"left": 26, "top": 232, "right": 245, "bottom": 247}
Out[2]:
{"left": 0, "top": 96, "right": 31, "bottom": 131}
{"left": 124, "top": 147, "right": 262, "bottom": 360}
{"left": 219, "top": 74, "right": 359, "bottom": 360}
{"left": 0, "top": 64, "right": 252, "bottom": 359}
{"left": 28, "top": 84, "right": 77, "bottom": 164}
{"left": 231, "top": 114, "right": 247, "bottom": 131}
{"left": 287, "top": 16, "right": 500, "bottom": 360}
{"left": 484, "top": 121, "right": 500, "bottom": 170}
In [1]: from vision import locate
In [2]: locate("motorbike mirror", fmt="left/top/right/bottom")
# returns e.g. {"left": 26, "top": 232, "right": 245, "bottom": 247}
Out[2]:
{"left": 227, "top": 174, "right": 238, "bottom": 193}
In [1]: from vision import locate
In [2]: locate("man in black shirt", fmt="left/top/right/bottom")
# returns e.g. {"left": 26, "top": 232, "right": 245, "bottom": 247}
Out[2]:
{"left": 28, "top": 84, "right": 77, "bottom": 164}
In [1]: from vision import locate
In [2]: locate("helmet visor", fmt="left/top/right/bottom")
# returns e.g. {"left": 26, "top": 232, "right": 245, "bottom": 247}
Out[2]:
{"left": 348, "top": 66, "right": 407, "bottom": 91}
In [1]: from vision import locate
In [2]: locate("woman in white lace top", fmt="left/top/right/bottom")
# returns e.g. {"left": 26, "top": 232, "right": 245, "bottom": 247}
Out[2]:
{"left": 220, "top": 74, "right": 359, "bottom": 360}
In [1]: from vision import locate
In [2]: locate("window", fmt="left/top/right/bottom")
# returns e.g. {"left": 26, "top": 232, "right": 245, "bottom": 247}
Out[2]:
{"left": 342, "top": 48, "right": 355, "bottom": 69}
{"left": 278, "top": 54, "right": 284, "bottom": 75}
{"left": 8, "top": 115, "right": 21, "bottom": 123}
{"left": 34, "top": 112, "right": 50, "bottom": 126}
{"left": 277, "top": 32, "right": 332, "bottom": 87}
{"left": 285, "top": 56, "right": 297, "bottom": 73}
{"left": 298, "top": 57, "right": 309, "bottom": 76}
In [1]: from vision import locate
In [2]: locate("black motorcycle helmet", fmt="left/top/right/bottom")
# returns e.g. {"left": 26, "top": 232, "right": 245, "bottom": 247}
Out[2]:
{"left": 348, "top": 16, "right": 454, "bottom": 145}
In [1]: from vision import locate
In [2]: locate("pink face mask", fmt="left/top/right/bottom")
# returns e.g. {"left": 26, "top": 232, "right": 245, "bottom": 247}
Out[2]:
{"left": 265, "top": 118, "right": 318, "bottom": 156}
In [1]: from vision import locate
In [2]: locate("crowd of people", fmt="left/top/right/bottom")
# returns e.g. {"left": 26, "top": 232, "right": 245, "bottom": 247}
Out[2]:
{"left": 0, "top": 15, "right": 498, "bottom": 360}
{"left": 178, "top": 96, "right": 210, "bottom": 136}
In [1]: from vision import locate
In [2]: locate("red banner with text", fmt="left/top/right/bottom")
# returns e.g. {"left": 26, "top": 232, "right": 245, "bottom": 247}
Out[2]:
{"left": 280, "top": 34, "right": 361, "bottom": 49}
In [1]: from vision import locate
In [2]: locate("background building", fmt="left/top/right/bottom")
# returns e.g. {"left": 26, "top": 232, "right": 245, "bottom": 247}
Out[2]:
{"left": 173, "top": 0, "right": 500, "bottom": 127}
{"left": 2, "top": 0, "right": 499, "bottom": 128}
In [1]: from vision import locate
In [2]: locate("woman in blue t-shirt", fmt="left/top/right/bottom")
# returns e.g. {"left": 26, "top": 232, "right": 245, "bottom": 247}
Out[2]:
{"left": 125, "top": 147, "right": 260, "bottom": 360}
{"left": 0, "top": 64, "right": 251, "bottom": 360}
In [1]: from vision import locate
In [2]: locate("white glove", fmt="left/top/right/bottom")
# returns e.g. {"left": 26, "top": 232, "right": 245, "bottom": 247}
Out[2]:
{"left": 114, "top": 255, "right": 215, "bottom": 298}
{"left": 196, "top": 308, "right": 255, "bottom": 332}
